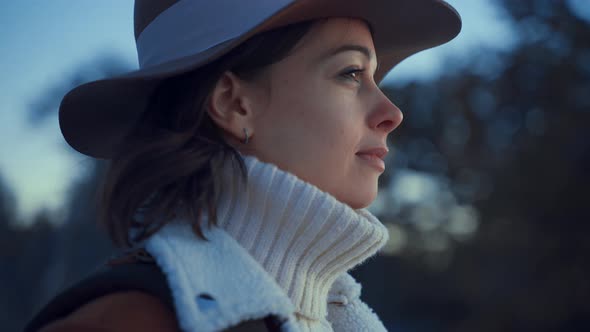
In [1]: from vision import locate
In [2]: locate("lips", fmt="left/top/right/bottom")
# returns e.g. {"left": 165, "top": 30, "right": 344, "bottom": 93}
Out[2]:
{"left": 356, "top": 147, "right": 388, "bottom": 172}
{"left": 356, "top": 147, "right": 388, "bottom": 159}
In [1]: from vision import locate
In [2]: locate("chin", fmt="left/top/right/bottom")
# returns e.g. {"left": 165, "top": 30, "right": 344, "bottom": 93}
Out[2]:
{"left": 342, "top": 189, "right": 377, "bottom": 210}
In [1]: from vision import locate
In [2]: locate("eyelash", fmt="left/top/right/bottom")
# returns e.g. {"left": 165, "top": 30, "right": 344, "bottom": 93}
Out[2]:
{"left": 340, "top": 67, "right": 366, "bottom": 83}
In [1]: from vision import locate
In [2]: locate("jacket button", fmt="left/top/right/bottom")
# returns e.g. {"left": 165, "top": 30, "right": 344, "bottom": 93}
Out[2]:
{"left": 195, "top": 293, "right": 218, "bottom": 312}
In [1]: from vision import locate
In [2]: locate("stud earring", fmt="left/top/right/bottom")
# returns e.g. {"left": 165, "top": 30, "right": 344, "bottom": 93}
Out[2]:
{"left": 242, "top": 128, "right": 249, "bottom": 144}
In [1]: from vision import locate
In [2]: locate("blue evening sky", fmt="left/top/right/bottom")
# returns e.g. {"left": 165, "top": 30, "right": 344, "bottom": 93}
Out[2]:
{"left": 0, "top": 0, "right": 516, "bottom": 223}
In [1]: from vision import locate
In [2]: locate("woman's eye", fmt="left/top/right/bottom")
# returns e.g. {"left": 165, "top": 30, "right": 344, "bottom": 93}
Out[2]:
{"left": 340, "top": 68, "right": 365, "bottom": 83}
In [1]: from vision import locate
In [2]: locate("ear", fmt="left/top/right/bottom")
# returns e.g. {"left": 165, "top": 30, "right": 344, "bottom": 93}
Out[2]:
{"left": 206, "top": 70, "right": 256, "bottom": 144}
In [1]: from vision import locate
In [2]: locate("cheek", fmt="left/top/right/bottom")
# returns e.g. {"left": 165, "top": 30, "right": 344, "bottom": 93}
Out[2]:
{"left": 299, "top": 107, "right": 349, "bottom": 151}
{"left": 284, "top": 82, "right": 352, "bottom": 128}
{"left": 265, "top": 77, "right": 360, "bottom": 160}
{"left": 261, "top": 86, "right": 377, "bottom": 207}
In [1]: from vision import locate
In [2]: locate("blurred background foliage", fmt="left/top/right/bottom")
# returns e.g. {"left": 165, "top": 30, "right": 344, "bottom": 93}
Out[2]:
{"left": 2, "top": 0, "right": 589, "bottom": 331}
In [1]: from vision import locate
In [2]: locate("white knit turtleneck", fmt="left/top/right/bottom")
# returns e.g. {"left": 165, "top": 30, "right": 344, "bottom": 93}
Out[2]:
{"left": 213, "top": 154, "right": 389, "bottom": 330}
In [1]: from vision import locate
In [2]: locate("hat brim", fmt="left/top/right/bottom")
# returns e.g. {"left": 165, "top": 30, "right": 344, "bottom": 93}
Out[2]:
{"left": 60, "top": 0, "right": 461, "bottom": 158}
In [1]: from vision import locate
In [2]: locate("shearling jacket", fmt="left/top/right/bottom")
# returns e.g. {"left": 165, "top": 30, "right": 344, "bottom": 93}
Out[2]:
{"left": 141, "top": 221, "right": 388, "bottom": 331}
{"left": 27, "top": 223, "right": 387, "bottom": 332}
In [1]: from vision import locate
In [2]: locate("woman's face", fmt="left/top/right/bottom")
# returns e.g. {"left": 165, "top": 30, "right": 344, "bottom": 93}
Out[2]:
{"left": 239, "top": 18, "right": 403, "bottom": 209}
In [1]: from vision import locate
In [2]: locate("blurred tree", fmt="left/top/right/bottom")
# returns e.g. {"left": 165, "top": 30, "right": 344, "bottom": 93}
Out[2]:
{"left": 10, "top": 55, "right": 130, "bottom": 331}
{"left": 0, "top": 173, "right": 18, "bottom": 227}
{"left": 355, "top": 0, "right": 590, "bottom": 331}
{"left": 0, "top": 172, "right": 58, "bottom": 331}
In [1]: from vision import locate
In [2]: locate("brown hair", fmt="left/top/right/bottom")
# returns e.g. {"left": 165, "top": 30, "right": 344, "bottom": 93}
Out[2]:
{"left": 98, "top": 20, "right": 317, "bottom": 248}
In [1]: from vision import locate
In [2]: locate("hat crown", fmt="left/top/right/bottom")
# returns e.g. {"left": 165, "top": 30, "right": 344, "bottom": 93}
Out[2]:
{"left": 134, "top": 0, "right": 181, "bottom": 40}
{"left": 134, "top": 0, "right": 295, "bottom": 69}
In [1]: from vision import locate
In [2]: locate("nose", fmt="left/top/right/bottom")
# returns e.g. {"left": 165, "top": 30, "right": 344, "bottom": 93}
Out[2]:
{"left": 367, "top": 89, "right": 403, "bottom": 134}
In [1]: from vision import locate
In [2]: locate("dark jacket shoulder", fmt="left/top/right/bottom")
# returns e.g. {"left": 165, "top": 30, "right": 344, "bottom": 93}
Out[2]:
{"left": 36, "top": 291, "right": 269, "bottom": 332}
{"left": 27, "top": 249, "right": 277, "bottom": 332}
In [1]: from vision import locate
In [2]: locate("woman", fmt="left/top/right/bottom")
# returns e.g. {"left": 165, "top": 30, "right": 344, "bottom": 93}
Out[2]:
{"left": 26, "top": 0, "right": 461, "bottom": 331}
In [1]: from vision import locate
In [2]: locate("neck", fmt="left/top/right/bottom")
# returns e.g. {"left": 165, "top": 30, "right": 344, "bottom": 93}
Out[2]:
{"left": 214, "top": 154, "right": 388, "bottom": 321}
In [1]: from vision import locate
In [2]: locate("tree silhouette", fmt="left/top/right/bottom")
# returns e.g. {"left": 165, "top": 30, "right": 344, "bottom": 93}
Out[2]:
{"left": 0, "top": 172, "right": 59, "bottom": 331}
{"left": 354, "top": 1, "right": 590, "bottom": 331}
{"left": 6, "top": 54, "right": 130, "bottom": 331}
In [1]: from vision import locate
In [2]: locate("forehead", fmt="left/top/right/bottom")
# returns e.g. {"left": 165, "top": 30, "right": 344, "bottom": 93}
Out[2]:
{"left": 292, "top": 17, "right": 377, "bottom": 65}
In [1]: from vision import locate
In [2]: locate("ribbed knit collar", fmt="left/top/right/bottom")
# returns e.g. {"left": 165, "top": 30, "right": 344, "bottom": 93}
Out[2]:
{"left": 215, "top": 154, "right": 389, "bottom": 322}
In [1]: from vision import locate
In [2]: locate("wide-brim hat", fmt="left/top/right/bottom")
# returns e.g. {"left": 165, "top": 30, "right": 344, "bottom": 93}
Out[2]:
{"left": 59, "top": 0, "right": 461, "bottom": 159}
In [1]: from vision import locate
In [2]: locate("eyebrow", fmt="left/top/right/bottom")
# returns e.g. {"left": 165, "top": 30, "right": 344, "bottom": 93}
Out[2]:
{"left": 320, "top": 44, "right": 380, "bottom": 72}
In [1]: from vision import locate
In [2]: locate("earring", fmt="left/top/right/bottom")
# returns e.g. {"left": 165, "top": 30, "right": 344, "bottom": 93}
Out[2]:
{"left": 242, "top": 128, "right": 249, "bottom": 144}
